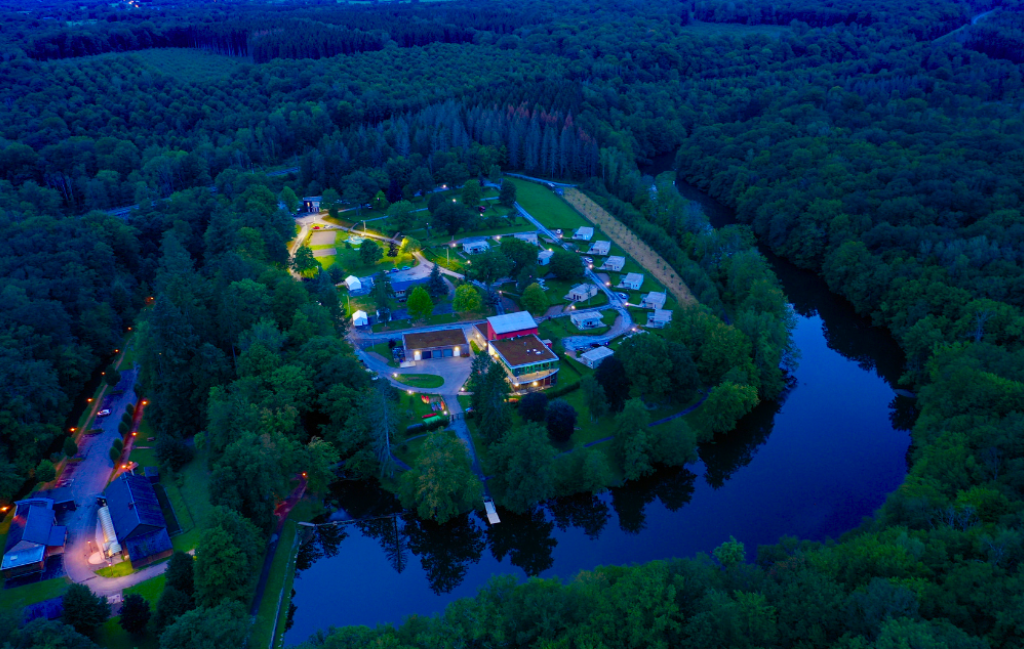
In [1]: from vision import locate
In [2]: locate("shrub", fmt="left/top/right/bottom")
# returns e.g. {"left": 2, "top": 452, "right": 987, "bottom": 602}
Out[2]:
{"left": 545, "top": 381, "right": 581, "bottom": 398}
{"left": 519, "top": 392, "right": 548, "bottom": 423}
{"left": 546, "top": 399, "right": 578, "bottom": 443}
{"left": 118, "top": 593, "right": 151, "bottom": 635}
{"left": 156, "top": 436, "right": 195, "bottom": 472}
{"left": 35, "top": 459, "right": 56, "bottom": 483}
{"left": 63, "top": 437, "right": 78, "bottom": 457}
{"left": 112, "top": 438, "right": 124, "bottom": 451}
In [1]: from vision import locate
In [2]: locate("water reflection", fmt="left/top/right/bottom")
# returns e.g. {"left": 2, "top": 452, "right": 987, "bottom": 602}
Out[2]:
{"left": 610, "top": 466, "right": 697, "bottom": 533}
{"left": 486, "top": 508, "right": 556, "bottom": 576}
{"left": 699, "top": 396, "right": 781, "bottom": 489}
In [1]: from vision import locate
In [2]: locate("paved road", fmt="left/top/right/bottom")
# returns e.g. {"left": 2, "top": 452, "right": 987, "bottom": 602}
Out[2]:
{"left": 60, "top": 364, "right": 171, "bottom": 597}
{"left": 355, "top": 346, "right": 474, "bottom": 394}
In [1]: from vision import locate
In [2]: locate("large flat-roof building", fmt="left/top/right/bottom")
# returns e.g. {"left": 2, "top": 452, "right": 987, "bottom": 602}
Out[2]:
{"left": 485, "top": 312, "right": 538, "bottom": 341}
{"left": 1, "top": 498, "right": 67, "bottom": 578}
{"left": 488, "top": 334, "right": 560, "bottom": 391}
{"left": 103, "top": 473, "right": 172, "bottom": 568}
{"left": 404, "top": 328, "right": 468, "bottom": 361}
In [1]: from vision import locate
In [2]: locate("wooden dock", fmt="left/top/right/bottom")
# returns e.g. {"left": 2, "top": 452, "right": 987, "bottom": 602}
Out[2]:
{"left": 483, "top": 497, "right": 500, "bottom": 525}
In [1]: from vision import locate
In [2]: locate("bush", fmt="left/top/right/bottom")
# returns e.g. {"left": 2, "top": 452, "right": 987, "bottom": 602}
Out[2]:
{"left": 519, "top": 392, "right": 548, "bottom": 423}
{"left": 121, "top": 412, "right": 133, "bottom": 427}
{"left": 125, "top": 403, "right": 135, "bottom": 416}
{"left": 405, "top": 416, "right": 450, "bottom": 435}
{"left": 63, "top": 437, "right": 78, "bottom": 457}
{"left": 156, "top": 436, "right": 195, "bottom": 472}
{"left": 545, "top": 381, "right": 581, "bottom": 398}
{"left": 546, "top": 399, "right": 578, "bottom": 443}
{"left": 35, "top": 459, "right": 56, "bottom": 483}
{"left": 109, "top": 447, "right": 121, "bottom": 463}
{"left": 117, "top": 422, "right": 129, "bottom": 436}
{"left": 118, "top": 593, "right": 151, "bottom": 635}
{"left": 112, "top": 438, "right": 124, "bottom": 452}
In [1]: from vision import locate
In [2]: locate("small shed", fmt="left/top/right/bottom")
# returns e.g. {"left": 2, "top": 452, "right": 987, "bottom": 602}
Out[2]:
{"left": 579, "top": 346, "right": 614, "bottom": 369}
{"left": 302, "top": 196, "right": 322, "bottom": 213}
{"left": 573, "top": 227, "right": 594, "bottom": 241}
{"left": 641, "top": 291, "right": 667, "bottom": 309}
{"left": 601, "top": 256, "right": 625, "bottom": 272}
{"left": 463, "top": 239, "right": 491, "bottom": 254}
{"left": 352, "top": 310, "right": 369, "bottom": 327}
{"left": 588, "top": 240, "right": 611, "bottom": 256}
{"left": 514, "top": 232, "right": 539, "bottom": 245}
{"left": 345, "top": 275, "right": 362, "bottom": 291}
{"left": 570, "top": 311, "right": 603, "bottom": 330}
{"left": 648, "top": 309, "right": 673, "bottom": 328}
{"left": 619, "top": 272, "right": 644, "bottom": 290}
{"left": 537, "top": 250, "right": 554, "bottom": 266}
{"left": 567, "top": 283, "right": 598, "bottom": 302}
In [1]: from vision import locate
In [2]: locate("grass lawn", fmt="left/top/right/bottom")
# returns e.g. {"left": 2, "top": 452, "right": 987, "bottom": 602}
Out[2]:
{"left": 125, "top": 574, "right": 166, "bottom": 606}
{"left": 368, "top": 342, "right": 399, "bottom": 367}
{"left": 371, "top": 312, "right": 463, "bottom": 333}
{"left": 250, "top": 520, "right": 298, "bottom": 649}
{"left": 394, "top": 374, "right": 445, "bottom": 389}
{"left": 421, "top": 246, "right": 466, "bottom": 273}
{"left": 509, "top": 179, "right": 591, "bottom": 230}
{"left": 540, "top": 314, "right": 610, "bottom": 340}
{"left": 127, "top": 444, "right": 157, "bottom": 470}
{"left": 397, "top": 392, "right": 448, "bottom": 432}
{"left": 324, "top": 240, "right": 417, "bottom": 277}
{"left": 96, "top": 562, "right": 135, "bottom": 578}
{"left": 0, "top": 577, "right": 67, "bottom": 610}
{"left": 168, "top": 447, "right": 212, "bottom": 552}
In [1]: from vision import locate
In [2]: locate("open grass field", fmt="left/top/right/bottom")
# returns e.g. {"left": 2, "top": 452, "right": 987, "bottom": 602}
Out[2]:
{"left": 394, "top": 374, "right": 445, "bottom": 389}
{"left": 0, "top": 577, "right": 67, "bottom": 610}
{"left": 169, "top": 447, "right": 212, "bottom": 551}
{"left": 509, "top": 179, "right": 591, "bottom": 230}
{"left": 564, "top": 188, "right": 695, "bottom": 306}
{"left": 125, "top": 574, "right": 167, "bottom": 606}
{"left": 96, "top": 562, "right": 135, "bottom": 578}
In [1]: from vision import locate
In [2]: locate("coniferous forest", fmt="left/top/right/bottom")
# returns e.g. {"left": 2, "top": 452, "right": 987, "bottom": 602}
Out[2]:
{"left": 3, "top": 0, "right": 1024, "bottom": 647}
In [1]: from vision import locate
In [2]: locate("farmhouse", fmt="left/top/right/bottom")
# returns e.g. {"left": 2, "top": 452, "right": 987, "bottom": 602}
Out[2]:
{"left": 570, "top": 310, "right": 603, "bottom": 330}
{"left": 579, "top": 346, "right": 615, "bottom": 369}
{"left": 600, "top": 256, "right": 625, "bottom": 272}
{"left": 403, "top": 328, "right": 468, "bottom": 361}
{"left": 486, "top": 312, "right": 538, "bottom": 341}
{"left": 619, "top": 272, "right": 645, "bottom": 290}
{"left": 462, "top": 239, "right": 491, "bottom": 254}
{"left": 537, "top": 249, "right": 554, "bottom": 266}
{"left": 587, "top": 240, "right": 611, "bottom": 256}
{"left": 648, "top": 309, "right": 673, "bottom": 328}
{"left": 514, "top": 232, "right": 539, "bottom": 245}
{"left": 103, "top": 472, "right": 172, "bottom": 568}
{"left": 488, "top": 334, "right": 560, "bottom": 391}
{"left": 1, "top": 497, "right": 67, "bottom": 578}
{"left": 392, "top": 277, "right": 430, "bottom": 301}
{"left": 641, "top": 291, "right": 667, "bottom": 309}
{"left": 302, "top": 196, "right": 322, "bottom": 213}
{"left": 566, "top": 283, "right": 599, "bottom": 302}
{"left": 352, "top": 310, "right": 368, "bottom": 327}
{"left": 573, "top": 227, "right": 594, "bottom": 241}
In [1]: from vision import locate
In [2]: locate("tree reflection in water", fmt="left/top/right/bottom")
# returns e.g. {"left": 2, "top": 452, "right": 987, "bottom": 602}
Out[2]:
{"left": 295, "top": 523, "right": 347, "bottom": 573}
{"left": 485, "top": 506, "right": 557, "bottom": 576}
{"left": 699, "top": 397, "right": 781, "bottom": 490}
{"left": 610, "top": 465, "right": 697, "bottom": 534}
{"left": 549, "top": 493, "right": 610, "bottom": 539}
{"left": 403, "top": 512, "right": 485, "bottom": 594}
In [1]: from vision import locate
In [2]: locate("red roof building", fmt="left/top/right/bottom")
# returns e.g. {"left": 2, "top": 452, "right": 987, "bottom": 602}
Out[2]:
{"left": 485, "top": 312, "right": 539, "bottom": 341}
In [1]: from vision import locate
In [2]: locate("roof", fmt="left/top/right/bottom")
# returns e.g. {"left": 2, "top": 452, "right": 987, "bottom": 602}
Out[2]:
{"left": 123, "top": 529, "right": 172, "bottom": 563}
{"left": 569, "top": 283, "right": 595, "bottom": 294}
{"left": 491, "top": 334, "right": 558, "bottom": 367}
{"left": 514, "top": 231, "right": 538, "bottom": 239}
{"left": 537, "top": 250, "right": 554, "bottom": 259}
{"left": 570, "top": 311, "right": 602, "bottom": 323}
{"left": 623, "top": 272, "right": 644, "bottom": 284}
{"left": 487, "top": 312, "right": 538, "bottom": 335}
{"left": 462, "top": 239, "right": 490, "bottom": 248}
{"left": 345, "top": 275, "right": 360, "bottom": 284}
{"left": 4, "top": 501, "right": 55, "bottom": 555}
{"left": 644, "top": 291, "right": 667, "bottom": 304}
{"left": 652, "top": 309, "right": 673, "bottom": 321}
{"left": 403, "top": 328, "right": 468, "bottom": 350}
{"left": 581, "top": 346, "right": 615, "bottom": 363}
{"left": 391, "top": 277, "right": 429, "bottom": 293}
{"left": 103, "top": 473, "right": 167, "bottom": 542}
{"left": 574, "top": 227, "right": 594, "bottom": 237}
{"left": 302, "top": 195, "right": 322, "bottom": 201}
{"left": 353, "top": 310, "right": 368, "bottom": 319}
{"left": 590, "top": 240, "right": 611, "bottom": 250}
{"left": 603, "top": 255, "right": 625, "bottom": 266}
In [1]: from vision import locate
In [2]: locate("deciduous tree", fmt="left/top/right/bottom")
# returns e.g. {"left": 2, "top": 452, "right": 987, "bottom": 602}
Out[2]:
{"left": 488, "top": 423, "right": 556, "bottom": 512}
{"left": 62, "top": 583, "right": 110, "bottom": 636}
{"left": 452, "top": 284, "right": 482, "bottom": 314}
{"left": 407, "top": 286, "right": 434, "bottom": 321}
{"left": 399, "top": 431, "right": 482, "bottom": 523}
{"left": 521, "top": 282, "right": 549, "bottom": 315}
{"left": 118, "top": 594, "right": 151, "bottom": 635}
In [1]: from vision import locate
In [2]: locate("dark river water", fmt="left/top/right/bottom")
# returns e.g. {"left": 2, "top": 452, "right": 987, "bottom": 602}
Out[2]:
{"left": 284, "top": 164, "right": 914, "bottom": 644}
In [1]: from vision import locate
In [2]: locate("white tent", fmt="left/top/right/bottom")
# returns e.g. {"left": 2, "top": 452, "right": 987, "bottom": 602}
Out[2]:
{"left": 352, "top": 310, "right": 369, "bottom": 327}
{"left": 345, "top": 275, "right": 362, "bottom": 291}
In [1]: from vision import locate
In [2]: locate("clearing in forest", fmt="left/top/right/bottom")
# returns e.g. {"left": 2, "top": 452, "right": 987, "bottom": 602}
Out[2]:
{"left": 562, "top": 188, "right": 696, "bottom": 306}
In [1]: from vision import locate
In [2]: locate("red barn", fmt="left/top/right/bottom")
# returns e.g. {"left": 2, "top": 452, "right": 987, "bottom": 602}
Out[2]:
{"left": 486, "top": 312, "right": 539, "bottom": 341}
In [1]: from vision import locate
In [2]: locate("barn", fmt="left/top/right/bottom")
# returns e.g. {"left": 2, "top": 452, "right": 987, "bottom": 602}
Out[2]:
{"left": 485, "top": 312, "right": 539, "bottom": 341}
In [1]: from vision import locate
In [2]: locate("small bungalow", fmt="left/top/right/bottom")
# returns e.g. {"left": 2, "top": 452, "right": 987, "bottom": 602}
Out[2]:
{"left": 566, "top": 283, "right": 599, "bottom": 302}
{"left": 619, "top": 272, "right": 644, "bottom": 290}
{"left": 648, "top": 309, "right": 673, "bottom": 328}
{"left": 601, "top": 256, "right": 626, "bottom": 272}
{"left": 514, "top": 232, "right": 539, "bottom": 245}
{"left": 572, "top": 227, "right": 594, "bottom": 241}
{"left": 404, "top": 328, "right": 468, "bottom": 360}
{"left": 640, "top": 291, "right": 667, "bottom": 310}
{"left": 579, "top": 346, "right": 615, "bottom": 369}
{"left": 302, "top": 196, "right": 322, "bottom": 213}
{"left": 570, "top": 311, "right": 603, "bottom": 330}
{"left": 537, "top": 249, "right": 554, "bottom": 266}
{"left": 587, "top": 240, "right": 611, "bottom": 256}
{"left": 345, "top": 275, "right": 362, "bottom": 291}
{"left": 1, "top": 498, "right": 67, "bottom": 578}
{"left": 352, "top": 310, "right": 369, "bottom": 327}
{"left": 463, "top": 239, "right": 491, "bottom": 254}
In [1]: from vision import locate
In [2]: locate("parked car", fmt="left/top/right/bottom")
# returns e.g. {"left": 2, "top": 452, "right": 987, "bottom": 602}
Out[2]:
{"left": 582, "top": 257, "right": 593, "bottom": 264}
{"left": 616, "top": 292, "right": 629, "bottom": 301}
{"left": 389, "top": 268, "right": 399, "bottom": 273}
{"left": 96, "top": 409, "right": 111, "bottom": 417}
{"left": 590, "top": 342, "right": 602, "bottom": 349}
{"left": 401, "top": 265, "right": 411, "bottom": 270}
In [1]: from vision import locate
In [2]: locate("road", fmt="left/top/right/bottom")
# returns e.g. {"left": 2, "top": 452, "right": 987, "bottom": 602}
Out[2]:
{"left": 60, "top": 364, "right": 171, "bottom": 597}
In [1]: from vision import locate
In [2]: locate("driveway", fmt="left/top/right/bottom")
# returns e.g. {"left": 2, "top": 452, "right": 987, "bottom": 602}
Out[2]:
{"left": 60, "top": 365, "right": 171, "bottom": 595}
{"left": 355, "top": 340, "right": 475, "bottom": 394}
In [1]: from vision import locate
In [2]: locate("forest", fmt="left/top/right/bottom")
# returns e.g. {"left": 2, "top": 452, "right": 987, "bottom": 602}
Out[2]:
{"left": 2, "top": 0, "right": 1024, "bottom": 646}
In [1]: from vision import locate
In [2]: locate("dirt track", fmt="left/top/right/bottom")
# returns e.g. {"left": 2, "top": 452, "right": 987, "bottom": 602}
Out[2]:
{"left": 562, "top": 188, "right": 696, "bottom": 306}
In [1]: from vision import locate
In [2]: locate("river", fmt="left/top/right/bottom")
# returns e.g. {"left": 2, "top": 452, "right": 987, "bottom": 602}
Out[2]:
{"left": 283, "top": 166, "right": 914, "bottom": 644}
